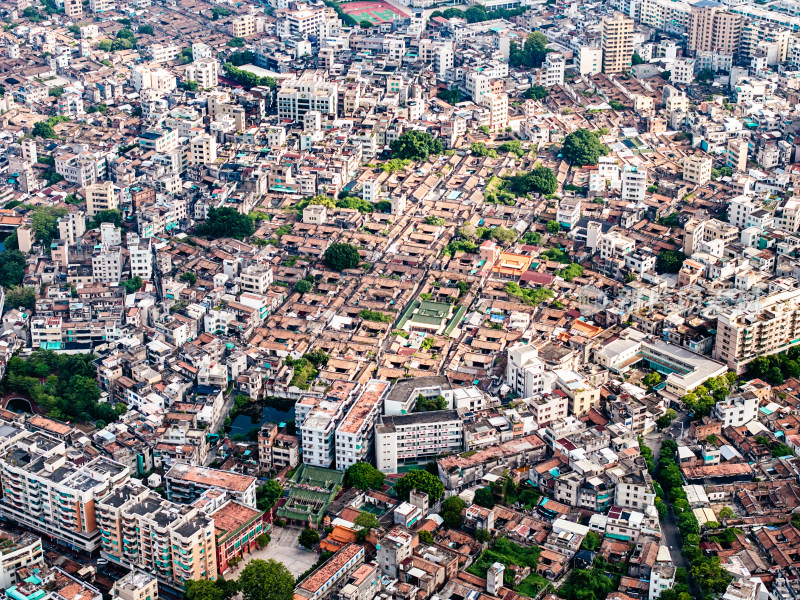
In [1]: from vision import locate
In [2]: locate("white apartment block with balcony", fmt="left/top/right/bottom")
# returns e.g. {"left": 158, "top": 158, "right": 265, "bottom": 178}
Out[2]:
{"left": 375, "top": 410, "right": 463, "bottom": 473}
{"left": 92, "top": 248, "right": 123, "bottom": 283}
{"left": 334, "top": 380, "right": 390, "bottom": 470}
{"left": 506, "top": 343, "right": 545, "bottom": 398}
{"left": 0, "top": 431, "right": 129, "bottom": 552}
{"left": 301, "top": 399, "right": 349, "bottom": 469}
{"left": 621, "top": 165, "right": 647, "bottom": 203}
{"left": 129, "top": 237, "right": 153, "bottom": 280}
{"left": 683, "top": 154, "right": 712, "bottom": 185}
{"left": 714, "top": 288, "right": 800, "bottom": 373}
{"left": 556, "top": 197, "right": 581, "bottom": 229}
{"left": 239, "top": 265, "right": 273, "bottom": 294}
{"left": 713, "top": 392, "right": 758, "bottom": 427}
{"left": 598, "top": 230, "right": 635, "bottom": 260}
{"left": 277, "top": 73, "right": 338, "bottom": 120}
{"left": 185, "top": 60, "right": 219, "bottom": 89}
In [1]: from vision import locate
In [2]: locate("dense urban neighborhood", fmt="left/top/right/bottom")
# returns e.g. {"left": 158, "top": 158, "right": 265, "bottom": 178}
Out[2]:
{"left": 0, "top": 0, "right": 799, "bottom": 600}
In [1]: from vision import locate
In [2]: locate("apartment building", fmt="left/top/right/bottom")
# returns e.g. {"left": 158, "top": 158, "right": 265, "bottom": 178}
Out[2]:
{"left": 148, "top": 44, "right": 180, "bottom": 63}
{"left": 92, "top": 248, "right": 123, "bottom": 283}
{"left": 578, "top": 46, "right": 603, "bottom": 76}
{"left": 129, "top": 238, "right": 153, "bottom": 280}
{"left": 688, "top": 4, "right": 742, "bottom": 56}
{"left": 376, "top": 528, "right": 414, "bottom": 577}
{"left": 480, "top": 93, "right": 509, "bottom": 133}
{"left": 85, "top": 181, "right": 118, "bottom": 217}
{"left": 639, "top": 0, "right": 693, "bottom": 35}
{"left": 0, "top": 431, "right": 129, "bottom": 551}
{"left": 556, "top": 198, "right": 581, "bottom": 229}
{"left": 334, "top": 380, "right": 390, "bottom": 471}
{"left": 375, "top": 410, "right": 463, "bottom": 473}
{"left": 727, "top": 138, "right": 749, "bottom": 172}
{"left": 714, "top": 288, "right": 800, "bottom": 373}
{"left": 506, "top": 343, "right": 545, "bottom": 398}
{"left": 621, "top": 166, "right": 647, "bottom": 203}
{"left": 713, "top": 392, "right": 759, "bottom": 426}
{"left": 64, "top": 0, "right": 82, "bottom": 18}
{"left": 529, "top": 394, "right": 568, "bottom": 427}
{"left": 740, "top": 22, "right": 790, "bottom": 62}
{"left": 683, "top": 154, "right": 712, "bottom": 185}
{"left": 601, "top": 13, "right": 634, "bottom": 74}
{"left": 190, "top": 134, "right": 217, "bottom": 166}
{"left": 552, "top": 369, "right": 601, "bottom": 415}
{"left": 58, "top": 211, "right": 86, "bottom": 246}
{"left": 775, "top": 199, "right": 800, "bottom": 232}
{"left": 239, "top": 265, "right": 273, "bottom": 294}
{"left": 0, "top": 531, "right": 43, "bottom": 588}
{"left": 276, "top": 5, "right": 327, "bottom": 40}
{"left": 296, "top": 543, "right": 365, "bottom": 600}
{"left": 97, "top": 481, "right": 217, "bottom": 587}
{"left": 165, "top": 463, "right": 257, "bottom": 507}
{"left": 277, "top": 72, "right": 338, "bottom": 120}
{"left": 185, "top": 60, "right": 219, "bottom": 89}
{"left": 112, "top": 571, "right": 159, "bottom": 600}
{"left": 229, "top": 14, "right": 255, "bottom": 38}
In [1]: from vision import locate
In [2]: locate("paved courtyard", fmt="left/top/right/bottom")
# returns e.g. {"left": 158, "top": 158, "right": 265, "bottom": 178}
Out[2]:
{"left": 231, "top": 526, "right": 319, "bottom": 578}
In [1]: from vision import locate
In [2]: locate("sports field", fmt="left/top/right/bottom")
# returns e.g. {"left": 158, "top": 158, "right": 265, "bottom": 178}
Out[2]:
{"left": 341, "top": 0, "right": 409, "bottom": 24}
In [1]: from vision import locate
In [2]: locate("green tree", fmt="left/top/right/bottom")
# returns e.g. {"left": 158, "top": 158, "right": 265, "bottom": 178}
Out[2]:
{"left": 323, "top": 243, "right": 361, "bottom": 271}
{"left": 546, "top": 220, "right": 560, "bottom": 233}
{"left": 353, "top": 512, "right": 379, "bottom": 542}
{"left": 0, "top": 250, "right": 27, "bottom": 288}
{"left": 522, "top": 85, "right": 548, "bottom": 100}
{"left": 581, "top": 530, "right": 601, "bottom": 551}
{"left": 182, "top": 80, "right": 199, "bottom": 91}
{"left": 92, "top": 209, "right": 123, "bottom": 228}
{"left": 237, "top": 560, "right": 294, "bottom": 600}
{"left": 561, "top": 129, "right": 610, "bottom": 166}
{"left": 419, "top": 530, "right": 434, "bottom": 544}
{"left": 438, "top": 88, "right": 461, "bottom": 104}
{"left": 139, "top": 24, "right": 154, "bottom": 34}
{"left": 228, "top": 37, "right": 246, "bottom": 47}
{"left": 441, "top": 495, "right": 466, "bottom": 529}
{"left": 718, "top": 506, "right": 736, "bottom": 519}
{"left": 505, "top": 165, "right": 557, "bottom": 196}
{"left": 298, "top": 528, "right": 320, "bottom": 549}
{"left": 32, "top": 121, "right": 57, "bottom": 139}
{"left": 473, "top": 487, "right": 495, "bottom": 508}
{"left": 390, "top": 131, "right": 443, "bottom": 161}
{"left": 499, "top": 140, "right": 524, "bottom": 157}
{"left": 294, "top": 279, "right": 312, "bottom": 294}
{"left": 359, "top": 19, "right": 372, "bottom": 28}
{"left": 120, "top": 277, "right": 143, "bottom": 294}
{"left": 632, "top": 52, "right": 644, "bottom": 65}
{"left": 345, "top": 462, "right": 385, "bottom": 491}
{"left": 655, "top": 249, "right": 687, "bottom": 274}
{"left": 643, "top": 372, "right": 662, "bottom": 391}
{"left": 491, "top": 226, "right": 517, "bottom": 245}
{"left": 464, "top": 5, "right": 487, "bottom": 22}
{"left": 197, "top": 207, "right": 254, "bottom": 240}
{"left": 510, "top": 31, "right": 548, "bottom": 68}
{"left": 49, "top": 86, "right": 64, "bottom": 98}
{"left": 475, "top": 528, "right": 490, "bottom": 542}
{"left": 185, "top": 580, "right": 224, "bottom": 600}
{"left": 559, "top": 568, "right": 616, "bottom": 600}
{"left": 180, "top": 272, "right": 197, "bottom": 285}
{"left": 394, "top": 470, "right": 444, "bottom": 502}
{"left": 5, "top": 286, "right": 36, "bottom": 310}
{"left": 256, "top": 480, "right": 282, "bottom": 511}
{"left": 31, "top": 207, "right": 67, "bottom": 245}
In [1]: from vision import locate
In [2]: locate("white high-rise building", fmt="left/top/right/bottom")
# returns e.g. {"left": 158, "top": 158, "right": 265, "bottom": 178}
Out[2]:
{"left": 277, "top": 73, "right": 338, "bottom": 120}
{"left": 190, "top": 134, "right": 217, "bottom": 166}
{"left": 185, "top": 60, "right": 219, "bottom": 89}
{"left": 334, "top": 380, "right": 390, "bottom": 470}
{"left": 506, "top": 344, "right": 545, "bottom": 398}
{"left": 621, "top": 165, "right": 647, "bottom": 203}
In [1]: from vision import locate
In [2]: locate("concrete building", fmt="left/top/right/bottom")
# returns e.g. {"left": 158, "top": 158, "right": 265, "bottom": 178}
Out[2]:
{"left": 727, "top": 138, "right": 749, "bottom": 172}
{"left": 334, "top": 380, "right": 390, "bottom": 471}
{"left": 506, "top": 343, "right": 545, "bottom": 398}
{"left": 165, "top": 463, "right": 257, "bottom": 507}
{"left": 85, "top": 181, "right": 118, "bottom": 217}
{"left": 375, "top": 410, "right": 463, "bottom": 473}
{"left": 683, "top": 154, "right": 712, "bottom": 185}
{"left": 578, "top": 46, "right": 603, "bottom": 76}
{"left": 229, "top": 14, "right": 255, "bottom": 38}
{"left": 557, "top": 198, "right": 581, "bottom": 229}
{"left": 190, "top": 134, "right": 217, "bottom": 166}
{"left": 277, "top": 72, "right": 338, "bottom": 120}
{"left": 688, "top": 4, "right": 742, "bottom": 56}
{"left": 714, "top": 392, "right": 758, "bottom": 427}
{"left": 552, "top": 369, "right": 601, "bottom": 415}
{"left": 112, "top": 571, "right": 159, "bottom": 600}
{"left": 0, "top": 531, "right": 43, "bottom": 589}
{"left": 376, "top": 528, "right": 414, "bottom": 578}
{"left": 714, "top": 289, "right": 800, "bottom": 373}
{"left": 602, "top": 13, "right": 634, "bottom": 74}
{"left": 0, "top": 430, "right": 129, "bottom": 552}
{"left": 97, "top": 481, "right": 217, "bottom": 587}
{"left": 185, "top": 60, "right": 219, "bottom": 89}
{"left": 239, "top": 265, "right": 273, "bottom": 294}
{"left": 621, "top": 165, "right": 647, "bottom": 203}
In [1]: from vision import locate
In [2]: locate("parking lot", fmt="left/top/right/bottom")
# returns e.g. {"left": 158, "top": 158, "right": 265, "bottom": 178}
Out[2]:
{"left": 231, "top": 526, "right": 319, "bottom": 578}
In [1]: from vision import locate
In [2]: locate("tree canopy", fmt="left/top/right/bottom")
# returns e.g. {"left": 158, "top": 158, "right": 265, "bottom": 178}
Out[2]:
{"left": 256, "top": 480, "right": 282, "bottom": 511}
{"left": 510, "top": 32, "right": 549, "bottom": 69}
{"left": 238, "top": 560, "right": 294, "bottom": 600}
{"left": 504, "top": 166, "right": 557, "bottom": 196}
{"left": 561, "top": 129, "right": 610, "bottom": 166}
{"left": 345, "top": 462, "right": 386, "bottom": 491}
{"left": 197, "top": 207, "right": 254, "bottom": 240}
{"left": 473, "top": 487, "right": 495, "bottom": 508}
{"left": 440, "top": 495, "right": 466, "bottom": 529}
{"left": 298, "top": 528, "right": 319, "bottom": 549}
{"left": 323, "top": 242, "right": 361, "bottom": 271}
{"left": 390, "top": 131, "right": 443, "bottom": 162}
{"left": 0, "top": 249, "right": 27, "bottom": 288}
{"left": 655, "top": 249, "right": 687, "bottom": 274}
{"left": 394, "top": 469, "right": 444, "bottom": 502}
{"left": 522, "top": 85, "right": 548, "bottom": 100}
